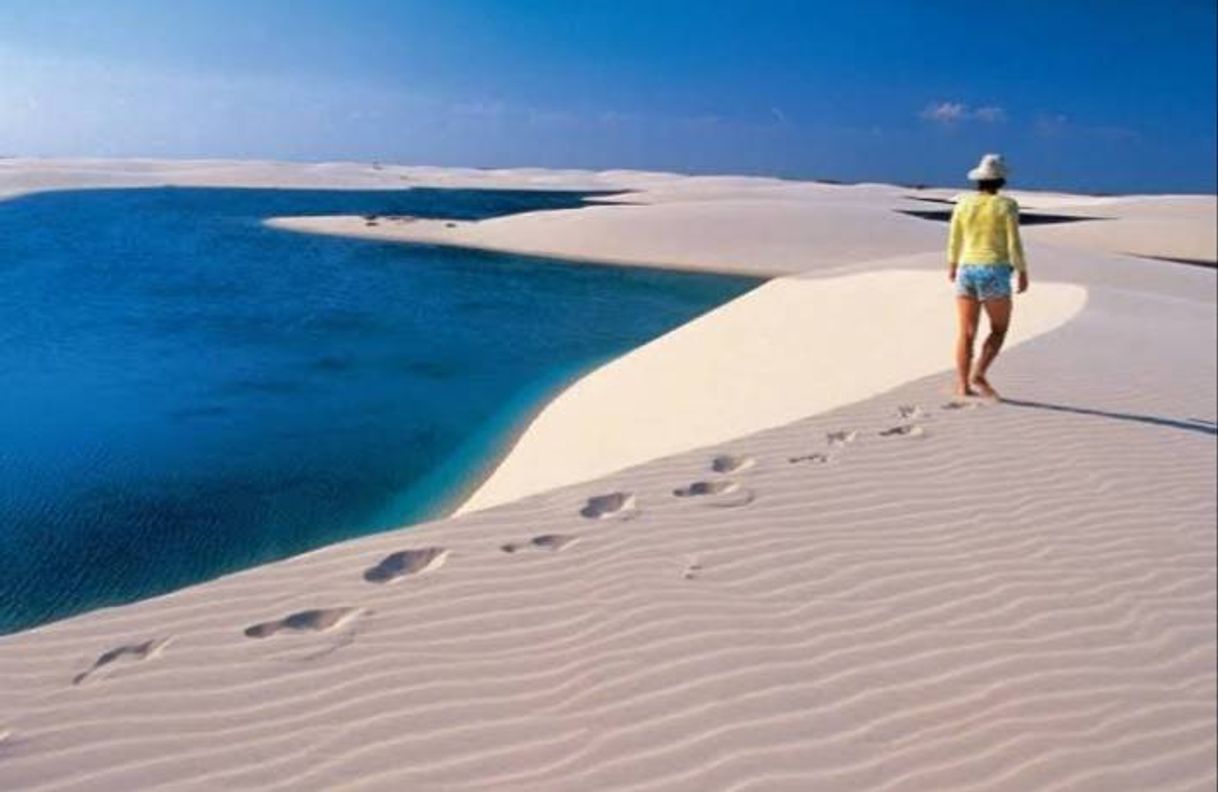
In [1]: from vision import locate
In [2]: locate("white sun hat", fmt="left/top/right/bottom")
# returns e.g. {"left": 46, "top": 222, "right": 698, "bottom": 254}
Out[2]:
{"left": 968, "top": 153, "right": 1009, "bottom": 181}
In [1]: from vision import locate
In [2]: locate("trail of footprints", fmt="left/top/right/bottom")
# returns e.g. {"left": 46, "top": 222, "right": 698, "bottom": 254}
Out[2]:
{"left": 71, "top": 399, "right": 986, "bottom": 683}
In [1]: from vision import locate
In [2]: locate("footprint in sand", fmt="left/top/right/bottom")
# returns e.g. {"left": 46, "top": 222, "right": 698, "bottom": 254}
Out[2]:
{"left": 72, "top": 637, "right": 173, "bottom": 685}
{"left": 942, "top": 399, "right": 986, "bottom": 411}
{"left": 363, "top": 547, "right": 449, "bottom": 583}
{"left": 580, "top": 492, "right": 637, "bottom": 519}
{"left": 243, "top": 607, "right": 361, "bottom": 639}
{"left": 673, "top": 480, "right": 755, "bottom": 508}
{"left": 711, "top": 454, "right": 755, "bottom": 474}
{"left": 897, "top": 404, "right": 925, "bottom": 419}
{"left": 826, "top": 430, "right": 858, "bottom": 447}
{"left": 879, "top": 424, "right": 926, "bottom": 438}
{"left": 674, "top": 480, "right": 740, "bottom": 497}
{"left": 501, "top": 534, "right": 580, "bottom": 554}
{"left": 789, "top": 452, "right": 830, "bottom": 464}
{"left": 0, "top": 727, "right": 17, "bottom": 756}
{"left": 682, "top": 556, "right": 703, "bottom": 580}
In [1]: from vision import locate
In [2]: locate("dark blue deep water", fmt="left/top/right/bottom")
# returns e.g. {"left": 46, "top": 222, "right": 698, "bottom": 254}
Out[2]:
{"left": 0, "top": 187, "right": 759, "bottom": 633}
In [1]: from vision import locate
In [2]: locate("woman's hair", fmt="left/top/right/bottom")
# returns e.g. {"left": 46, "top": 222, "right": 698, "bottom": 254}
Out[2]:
{"left": 977, "top": 178, "right": 1006, "bottom": 193}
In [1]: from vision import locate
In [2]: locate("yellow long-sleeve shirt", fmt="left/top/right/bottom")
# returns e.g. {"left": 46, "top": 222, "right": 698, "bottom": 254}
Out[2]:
{"left": 947, "top": 193, "right": 1027, "bottom": 272}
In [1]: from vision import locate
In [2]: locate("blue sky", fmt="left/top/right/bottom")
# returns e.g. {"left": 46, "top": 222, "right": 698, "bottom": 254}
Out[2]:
{"left": 1, "top": 0, "right": 1214, "bottom": 193}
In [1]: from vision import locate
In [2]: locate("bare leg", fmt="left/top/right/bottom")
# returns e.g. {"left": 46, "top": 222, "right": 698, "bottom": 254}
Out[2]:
{"left": 971, "top": 297, "right": 1012, "bottom": 398}
{"left": 955, "top": 297, "right": 981, "bottom": 397}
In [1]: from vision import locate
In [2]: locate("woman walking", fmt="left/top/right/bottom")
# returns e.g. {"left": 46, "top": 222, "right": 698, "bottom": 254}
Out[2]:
{"left": 948, "top": 153, "right": 1029, "bottom": 398}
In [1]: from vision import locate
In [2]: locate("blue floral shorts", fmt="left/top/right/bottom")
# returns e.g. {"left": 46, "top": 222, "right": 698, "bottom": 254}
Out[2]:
{"left": 955, "top": 264, "right": 1013, "bottom": 301}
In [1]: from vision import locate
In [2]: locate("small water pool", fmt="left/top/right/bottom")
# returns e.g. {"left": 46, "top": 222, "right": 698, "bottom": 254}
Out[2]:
{"left": 0, "top": 186, "right": 759, "bottom": 633}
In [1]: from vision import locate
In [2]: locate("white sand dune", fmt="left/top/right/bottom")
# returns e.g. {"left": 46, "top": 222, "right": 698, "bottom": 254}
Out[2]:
{"left": 457, "top": 266, "right": 1086, "bottom": 514}
{"left": 265, "top": 170, "right": 1216, "bottom": 275}
{"left": 0, "top": 159, "right": 1214, "bottom": 791}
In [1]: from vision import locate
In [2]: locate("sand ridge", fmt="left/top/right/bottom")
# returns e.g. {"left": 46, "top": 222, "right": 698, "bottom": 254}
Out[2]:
{"left": 455, "top": 265, "right": 1087, "bottom": 514}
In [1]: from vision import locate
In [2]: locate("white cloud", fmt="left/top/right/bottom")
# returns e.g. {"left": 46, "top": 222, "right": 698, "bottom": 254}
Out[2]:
{"left": 920, "top": 101, "right": 1006, "bottom": 125}
{"left": 920, "top": 101, "right": 968, "bottom": 123}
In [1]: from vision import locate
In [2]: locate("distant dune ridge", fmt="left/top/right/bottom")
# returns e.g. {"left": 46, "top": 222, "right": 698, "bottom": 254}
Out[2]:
{"left": 0, "top": 159, "right": 1214, "bottom": 791}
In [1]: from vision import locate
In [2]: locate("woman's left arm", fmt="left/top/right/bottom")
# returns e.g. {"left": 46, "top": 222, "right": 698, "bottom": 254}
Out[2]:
{"left": 1007, "top": 201, "right": 1029, "bottom": 293}
{"left": 947, "top": 202, "right": 964, "bottom": 281}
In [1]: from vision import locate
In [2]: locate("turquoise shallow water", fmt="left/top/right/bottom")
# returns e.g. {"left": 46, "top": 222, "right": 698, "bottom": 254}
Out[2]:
{"left": 0, "top": 187, "right": 760, "bottom": 633}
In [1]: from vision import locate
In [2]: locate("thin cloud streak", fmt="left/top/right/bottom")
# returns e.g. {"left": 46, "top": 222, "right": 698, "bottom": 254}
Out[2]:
{"left": 1035, "top": 112, "right": 1140, "bottom": 141}
{"left": 920, "top": 101, "right": 1006, "bottom": 125}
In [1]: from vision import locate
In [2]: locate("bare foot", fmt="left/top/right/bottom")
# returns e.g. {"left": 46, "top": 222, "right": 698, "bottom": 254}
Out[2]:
{"left": 970, "top": 376, "right": 999, "bottom": 399}
{"left": 955, "top": 383, "right": 978, "bottom": 398}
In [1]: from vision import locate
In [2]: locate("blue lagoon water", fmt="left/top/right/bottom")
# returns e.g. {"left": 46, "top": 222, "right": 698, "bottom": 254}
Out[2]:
{"left": 0, "top": 187, "right": 759, "bottom": 633}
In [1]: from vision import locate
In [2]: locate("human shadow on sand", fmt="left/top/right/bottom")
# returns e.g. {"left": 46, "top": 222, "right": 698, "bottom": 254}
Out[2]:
{"left": 1001, "top": 398, "right": 1217, "bottom": 437}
